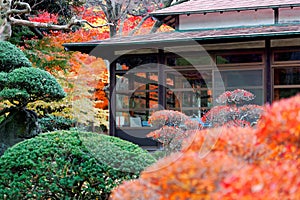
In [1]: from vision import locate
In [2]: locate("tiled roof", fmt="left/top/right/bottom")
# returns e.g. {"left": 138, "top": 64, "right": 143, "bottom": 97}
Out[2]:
{"left": 64, "top": 24, "right": 300, "bottom": 51}
{"left": 151, "top": 0, "right": 300, "bottom": 16}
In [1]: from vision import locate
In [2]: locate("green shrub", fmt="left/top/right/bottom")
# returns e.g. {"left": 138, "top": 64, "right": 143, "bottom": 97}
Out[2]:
{"left": 0, "top": 42, "right": 66, "bottom": 155}
{"left": 1, "top": 67, "right": 66, "bottom": 104}
{"left": 38, "top": 114, "right": 75, "bottom": 132}
{"left": 9, "top": 26, "right": 35, "bottom": 45}
{"left": 0, "top": 131, "right": 156, "bottom": 199}
{"left": 0, "top": 41, "right": 32, "bottom": 72}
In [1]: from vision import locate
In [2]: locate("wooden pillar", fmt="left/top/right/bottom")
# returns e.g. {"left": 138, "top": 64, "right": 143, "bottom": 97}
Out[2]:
{"left": 109, "top": 61, "right": 116, "bottom": 136}
{"left": 158, "top": 49, "right": 166, "bottom": 109}
{"left": 273, "top": 8, "right": 279, "bottom": 24}
{"left": 265, "top": 39, "right": 272, "bottom": 103}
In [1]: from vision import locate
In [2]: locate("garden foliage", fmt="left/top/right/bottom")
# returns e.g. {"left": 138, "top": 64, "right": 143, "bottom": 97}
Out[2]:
{"left": 0, "top": 41, "right": 66, "bottom": 107}
{"left": 0, "top": 67, "right": 66, "bottom": 105}
{"left": 0, "top": 41, "right": 31, "bottom": 72}
{"left": 147, "top": 110, "right": 201, "bottom": 155}
{"left": 110, "top": 95, "right": 300, "bottom": 200}
{"left": 0, "top": 130, "right": 155, "bottom": 199}
{"left": 38, "top": 114, "right": 75, "bottom": 132}
{"left": 0, "top": 41, "right": 66, "bottom": 154}
{"left": 203, "top": 89, "right": 263, "bottom": 127}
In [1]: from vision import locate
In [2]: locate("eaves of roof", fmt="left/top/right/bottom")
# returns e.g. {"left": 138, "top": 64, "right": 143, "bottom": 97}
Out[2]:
{"left": 63, "top": 24, "right": 300, "bottom": 53}
{"left": 150, "top": 0, "right": 300, "bottom": 16}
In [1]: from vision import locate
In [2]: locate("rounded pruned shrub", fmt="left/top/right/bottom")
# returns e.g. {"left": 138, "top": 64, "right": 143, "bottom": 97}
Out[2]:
{"left": 0, "top": 41, "right": 66, "bottom": 155}
{"left": 0, "top": 130, "right": 155, "bottom": 199}
{"left": 38, "top": 114, "right": 75, "bottom": 132}
{"left": 0, "top": 41, "right": 32, "bottom": 72}
{"left": 2, "top": 67, "right": 66, "bottom": 104}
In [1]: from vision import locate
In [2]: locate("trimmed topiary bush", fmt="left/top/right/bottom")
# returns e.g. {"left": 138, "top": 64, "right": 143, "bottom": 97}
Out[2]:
{"left": 0, "top": 130, "right": 155, "bottom": 199}
{"left": 0, "top": 67, "right": 66, "bottom": 104}
{"left": 0, "top": 41, "right": 66, "bottom": 155}
{"left": 0, "top": 41, "right": 31, "bottom": 72}
{"left": 38, "top": 114, "right": 75, "bottom": 132}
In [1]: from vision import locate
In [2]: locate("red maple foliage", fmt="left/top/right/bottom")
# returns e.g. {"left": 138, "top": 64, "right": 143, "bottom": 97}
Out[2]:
{"left": 29, "top": 11, "right": 59, "bottom": 24}
{"left": 110, "top": 95, "right": 300, "bottom": 200}
{"left": 147, "top": 110, "right": 201, "bottom": 153}
{"left": 256, "top": 94, "right": 300, "bottom": 160}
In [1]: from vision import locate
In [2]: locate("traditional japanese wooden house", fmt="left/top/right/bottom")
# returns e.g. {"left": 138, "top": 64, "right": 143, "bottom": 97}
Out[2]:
{"left": 64, "top": 0, "right": 300, "bottom": 148}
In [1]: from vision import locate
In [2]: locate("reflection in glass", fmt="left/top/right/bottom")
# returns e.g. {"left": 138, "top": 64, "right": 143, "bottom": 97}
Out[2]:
{"left": 127, "top": 84, "right": 158, "bottom": 127}
{"left": 217, "top": 70, "right": 263, "bottom": 88}
{"left": 166, "top": 56, "right": 212, "bottom": 66}
{"left": 214, "top": 70, "right": 264, "bottom": 105}
{"left": 116, "top": 55, "right": 158, "bottom": 70}
{"left": 274, "top": 51, "right": 300, "bottom": 61}
{"left": 166, "top": 70, "right": 212, "bottom": 117}
{"left": 274, "top": 88, "right": 300, "bottom": 100}
{"left": 115, "top": 70, "right": 159, "bottom": 127}
{"left": 115, "top": 75, "right": 129, "bottom": 91}
{"left": 274, "top": 67, "right": 300, "bottom": 85}
{"left": 216, "top": 53, "right": 263, "bottom": 64}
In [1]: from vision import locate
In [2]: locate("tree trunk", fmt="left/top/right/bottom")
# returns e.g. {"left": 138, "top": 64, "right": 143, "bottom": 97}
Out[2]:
{"left": 0, "top": 18, "right": 12, "bottom": 41}
{"left": 109, "top": 22, "right": 117, "bottom": 38}
{"left": 0, "top": 109, "right": 41, "bottom": 155}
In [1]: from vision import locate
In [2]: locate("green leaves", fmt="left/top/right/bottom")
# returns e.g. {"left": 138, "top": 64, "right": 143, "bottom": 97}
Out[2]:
{"left": 0, "top": 41, "right": 66, "bottom": 108}
{"left": 1, "top": 67, "right": 66, "bottom": 106}
{"left": 0, "top": 88, "right": 30, "bottom": 102}
{"left": 0, "top": 131, "right": 156, "bottom": 199}
{"left": 0, "top": 41, "right": 32, "bottom": 72}
{"left": 7, "top": 67, "right": 66, "bottom": 101}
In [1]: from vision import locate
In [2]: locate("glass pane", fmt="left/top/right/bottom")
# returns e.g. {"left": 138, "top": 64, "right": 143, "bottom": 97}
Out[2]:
{"left": 166, "top": 89, "right": 180, "bottom": 109}
{"left": 167, "top": 56, "right": 211, "bottom": 66}
{"left": 181, "top": 109, "right": 201, "bottom": 117}
{"left": 130, "top": 90, "right": 158, "bottom": 110}
{"left": 167, "top": 90, "right": 212, "bottom": 117}
{"left": 116, "top": 55, "right": 158, "bottom": 70}
{"left": 274, "top": 51, "right": 300, "bottom": 61}
{"left": 116, "top": 72, "right": 158, "bottom": 92}
{"left": 214, "top": 69, "right": 264, "bottom": 105}
{"left": 217, "top": 70, "right": 263, "bottom": 88}
{"left": 115, "top": 69, "right": 159, "bottom": 127}
{"left": 116, "top": 94, "right": 129, "bottom": 109}
{"left": 131, "top": 72, "right": 159, "bottom": 91}
{"left": 216, "top": 53, "right": 263, "bottom": 64}
{"left": 274, "top": 88, "right": 300, "bottom": 100}
{"left": 274, "top": 67, "right": 300, "bottom": 85}
{"left": 166, "top": 69, "right": 213, "bottom": 117}
{"left": 214, "top": 88, "right": 264, "bottom": 105}
{"left": 115, "top": 75, "right": 129, "bottom": 91}
{"left": 115, "top": 112, "right": 130, "bottom": 127}
{"left": 166, "top": 70, "right": 212, "bottom": 89}
{"left": 126, "top": 88, "right": 158, "bottom": 124}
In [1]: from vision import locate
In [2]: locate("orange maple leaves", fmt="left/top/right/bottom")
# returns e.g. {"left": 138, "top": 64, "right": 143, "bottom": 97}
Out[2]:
{"left": 110, "top": 95, "right": 300, "bottom": 200}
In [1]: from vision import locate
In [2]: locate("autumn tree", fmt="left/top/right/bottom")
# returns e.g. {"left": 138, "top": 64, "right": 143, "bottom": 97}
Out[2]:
{"left": 0, "top": 41, "right": 66, "bottom": 155}
{"left": 87, "top": 0, "right": 187, "bottom": 37}
{"left": 203, "top": 89, "right": 263, "bottom": 127}
{"left": 147, "top": 110, "right": 201, "bottom": 155}
{"left": 0, "top": 0, "right": 112, "bottom": 41}
{"left": 110, "top": 95, "right": 300, "bottom": 199}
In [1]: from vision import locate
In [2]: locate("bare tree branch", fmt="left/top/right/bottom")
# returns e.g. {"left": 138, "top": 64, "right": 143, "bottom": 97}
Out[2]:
{"left": 9, "top": 16, "right": 113, "bottom": 30}
{"left": 128, "top": 14, "right": 151, "bottom": 36}
{"left": 82, "top": 20, "right": 114, "bottom": 28}
{"left": 150, "top": 20, "right": 163, "bottom": 33}
{"left": 31, "top": 0, "right": 46, "bottom": 10}
{"left": 7, "top": 1, "right": 31, "bottom": 15}
{"left": 149, "top": 0, "right": 189, "bottom": 33}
